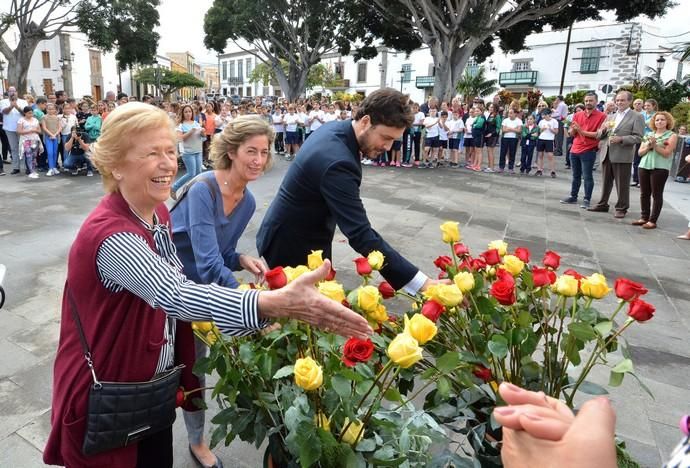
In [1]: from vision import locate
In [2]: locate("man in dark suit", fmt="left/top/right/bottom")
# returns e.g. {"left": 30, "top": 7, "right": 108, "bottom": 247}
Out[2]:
{"left": 588, "top": 91, "right": 645, "bottom": 218}
{"left": 257, "top": 89, "right": 436, "bottom": 292}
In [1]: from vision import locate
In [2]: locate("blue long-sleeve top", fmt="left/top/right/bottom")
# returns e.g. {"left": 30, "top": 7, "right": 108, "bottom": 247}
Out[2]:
{"left": 171, "top": 171, "right": 255, "bottom": 288}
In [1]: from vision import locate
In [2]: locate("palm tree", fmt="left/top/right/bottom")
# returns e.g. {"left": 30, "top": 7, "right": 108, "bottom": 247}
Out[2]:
{"left": 639, "top": 66, "right": 690, "bottom": 111}
{"left": 455, "top": 66, "right": 498, "bottom": 105}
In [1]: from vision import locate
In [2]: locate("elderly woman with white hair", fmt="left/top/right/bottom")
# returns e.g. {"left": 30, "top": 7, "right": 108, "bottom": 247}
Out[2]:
{"left": 43, "top": 102, "right": 370, "bottom": 468}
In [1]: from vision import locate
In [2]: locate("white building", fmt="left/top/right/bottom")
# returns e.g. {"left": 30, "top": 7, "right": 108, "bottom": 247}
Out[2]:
{"left": 219, "top": 49, "right": 264, "bottom": 98}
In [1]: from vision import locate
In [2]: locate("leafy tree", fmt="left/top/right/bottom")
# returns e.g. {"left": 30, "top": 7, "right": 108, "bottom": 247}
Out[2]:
{"left": 564, "top": 90, "right": 590, "bottom": 106}
{"left": 203, "top": 0, "right": 371, "bottom": 101}
{"left": 361, "top": 0, "right": 674, "bottom": 101}
{"left": 638, "top": 74, "right": 690, "bottom": 111}
{"left": 455, "top": 67, "right": 498, "bottom": 105}
{"left": 670, "top": 102, "right": 690, "bottom": 129}
{"left": 0, "top": 0, "right": 160, "bottom": 94}
{"left": 135, "top": 68, "right": 205, "bottom": 101}
{"left": 249, "top": 60, "right": 338, "bottom": 91}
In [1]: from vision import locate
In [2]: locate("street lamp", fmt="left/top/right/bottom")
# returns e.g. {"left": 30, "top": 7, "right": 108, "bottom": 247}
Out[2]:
{"left": 58, "top": 52, "right": 75, "bottom": 97}
{"left": 154, "top": 60, "right": 162, "bottom": 99}
{"left": 58, "top": 52, "right": 75, "bottom": 67}
{"left": 656, "top": 55, "right": 665, "bottom": 80}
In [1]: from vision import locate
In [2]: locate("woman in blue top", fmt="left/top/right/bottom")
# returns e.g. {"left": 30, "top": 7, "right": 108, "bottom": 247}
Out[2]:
{"left": 170, "top": 115, "right": 274, "bottom": 467}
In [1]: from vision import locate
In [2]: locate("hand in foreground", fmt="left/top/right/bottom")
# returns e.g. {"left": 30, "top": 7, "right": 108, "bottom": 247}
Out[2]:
{"left": 493, "top": 382, "right": 617, "bottom": 468}
{"left": 239, "top": 254, "right": 268, "bottom": 283}
{"left": 610, "top": 135, "right": 623, "bottom": 144}
{"left": 257, "top": 260, "right": 372, "bottom": 340}
{"left": 420, "top": 277, "right": 452, "bottom": 291}
{"left": 685, "top": 154, "right": 690, "bottom": 163}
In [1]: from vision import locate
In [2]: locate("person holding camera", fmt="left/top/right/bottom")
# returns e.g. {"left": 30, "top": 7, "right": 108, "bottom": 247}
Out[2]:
{"left": 64, "top": 126, "right": 94, "bottom": 176}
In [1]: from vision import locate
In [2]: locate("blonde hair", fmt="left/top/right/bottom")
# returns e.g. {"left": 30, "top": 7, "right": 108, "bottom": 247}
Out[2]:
{"left": 649, "top": 111, "right": 674, "bottom": 132}
{"left": 210, "top": 115, "right": 275, "bottom": 171}
{"left": 91, "top": 102, "right": 176, "bottom": 193}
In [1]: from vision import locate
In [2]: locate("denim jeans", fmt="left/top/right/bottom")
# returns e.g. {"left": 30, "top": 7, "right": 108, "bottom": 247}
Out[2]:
{"left": 570, "top": 150, "right": 597, "bottom": 201}
{"left": 173, "top": 152, "right": 203, "bottom": 191}
{"left": 61, "top": 134, "right": 71, "bottom": 164}
{"left": 6, "top": 131, "right": 20, "bottom": 170}
{"left": 45, "top": 136, "right": 59, "bottom": 169}
{"left": 64, "top": 152, "right": 93, "bottom": 171}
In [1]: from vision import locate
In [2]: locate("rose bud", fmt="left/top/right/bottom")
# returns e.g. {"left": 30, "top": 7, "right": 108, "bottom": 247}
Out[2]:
{"left": 480, "top": 249, "right": 501, "bottom": 266}
{"left": 472, "top": 365, "right": 492, "bottom": 382}
{"left": 627, "top": 298, "right": 655, "bottom": 322}
{"left": 490, "top": 279, "right": 516, "bottom": 306}
{"left": 354, "top": 257, "right": 372, "bottom": 276}
{"left": 543, "top": 250, "right": 561, "bottom": 270}
{"left": 265, "top": 266, "right": 288, "bottom": 289}
{"left": 342, "top": 337, "right": 374, "bottom": 367}
{"left": 378, "top": 281, "right": 396, "bottom": 299}
{"left": 453, "top": 243, "right": 470, "bottom": 257}
{"left": 514, "top": 247, "right": 530, "bottom": 263}
{"left": 532, "top": 266, "right": 556, "bottom": 287}
{"left": 495, "top": 268, "right": 516, "bottom": 286}
{"left": 175, "top": 387, "right": 186, "bottom": 407}
{"left": 614, "top": 278, "right": 648, "bottom": 302}
{"left": 421, "top": 299, "right": 445, "bottom": 322}
{"left": 470, "top": 258, "right": 487, "bottom": 271}
{"left": 433, "top": 255, "right": 453, "bottom": 271}
{"left": 325, "top": 265, "right": 337, "bottom": 281}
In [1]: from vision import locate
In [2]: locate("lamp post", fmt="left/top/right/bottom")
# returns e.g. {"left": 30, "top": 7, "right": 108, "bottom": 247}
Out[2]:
{"left": 656, "top": 55, "right": 666, "bottom": 80}
{"left": 154, "top": 60, "right": 162, "bottom": 99}
{"left": 58, "top": 52, "right": 75, "bottom": 97}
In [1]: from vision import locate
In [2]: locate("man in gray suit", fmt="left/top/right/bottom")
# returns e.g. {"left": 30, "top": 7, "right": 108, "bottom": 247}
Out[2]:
{"left": 588, "top": 91, "right": 645, "bottom": 218}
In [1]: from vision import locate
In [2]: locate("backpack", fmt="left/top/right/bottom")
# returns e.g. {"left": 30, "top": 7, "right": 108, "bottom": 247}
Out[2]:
{"left": 170, "top": 173, "right": 217, "bottom": 213}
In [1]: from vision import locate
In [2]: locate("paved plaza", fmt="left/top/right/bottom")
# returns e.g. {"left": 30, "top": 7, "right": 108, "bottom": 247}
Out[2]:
{"left": 1, "top": 155, "right": 689, "bottom": 467}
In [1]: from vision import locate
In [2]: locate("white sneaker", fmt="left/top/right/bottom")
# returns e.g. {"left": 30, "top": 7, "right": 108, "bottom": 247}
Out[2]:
{"left": 28, "top": 172, "right": 39, "bottom": 179}
{"left": 86, "top": 171, "right": 94, "bottom": 177}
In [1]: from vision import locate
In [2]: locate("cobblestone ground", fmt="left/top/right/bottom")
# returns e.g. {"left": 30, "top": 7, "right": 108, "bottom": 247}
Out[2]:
{"left": 1, "top": 153, "right": 689, "bottom": 467}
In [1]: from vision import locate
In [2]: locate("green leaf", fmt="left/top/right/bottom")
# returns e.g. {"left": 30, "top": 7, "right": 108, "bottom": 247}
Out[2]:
{"left": 383, "top": 387, "right": 402, "bottom": 403}
{"left": 435, "top": 351, "right": 461, "bottom": 372}
{"left": 577, "top": 380, "right": 609, "bottom": 395}
{"left": 565, "top": 338, "right": 582, "bottom": 366}
{"left": 487, "top": 335, "right": 508, "bottom": 359}
{"left": 568, "top": 322, "right": 598, "bottom": 341}
{"left": 332, "top": 374, "right": 352, "bottom": 398}
{"left": 628, "top": 372, "right": 655, "bottom": 400}
{"left": 577, "top": 307, "right": 599, "bottom": 323}
{"left": 594, "top": 320, "right": 613, "bottom": 337}
{"left": 273, "top": 365, "right": 294, "bottom": 379}
{"left": 437, "top": 376, "right": 451, "bottom": 398}
{"left": 355, "top": 437, "right": 376, "bottom": 452}
{"left": 517, "top": 310, "right": 532, "bottom": 328}
{"left": 611, "top": 358, "right": 634, "bottom": 374}
{"left": 608, "top": 371, "right": 624, "bottom": 387}
{"left": 355, "top": 362, "right": 375, "bottom": 380}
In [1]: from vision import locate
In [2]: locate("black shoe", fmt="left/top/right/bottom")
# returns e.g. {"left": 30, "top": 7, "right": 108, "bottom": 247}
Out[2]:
{"left": 630, "top": 182, "right": 639, "bottom": 187}
{"left": 10, "top": 169, "right": 20, "bottom": 175}
{"left": 560, "top": 197, "right": 577, "bottom": 204}
{"left": 588, "top": 205, "right": 609, "bottom": 213}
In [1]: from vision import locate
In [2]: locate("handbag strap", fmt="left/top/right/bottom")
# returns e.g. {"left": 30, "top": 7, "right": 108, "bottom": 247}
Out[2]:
{"left": 66, "top": 285, "right": 102, "bottom": 388}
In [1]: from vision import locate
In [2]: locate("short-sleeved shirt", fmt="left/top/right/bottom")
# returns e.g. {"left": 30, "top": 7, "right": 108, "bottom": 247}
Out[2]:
{"left": 570, "top": 109, "right": 606, "bottom": 153}
{"left": 177, "top": 121, "right": 204, "bottom": 154}
{"left": 424, "top": 117, "right": 439, "bottom": 138}
{"left": 284, "top": 113, "right": 301, "bottom": 132}
{"left": 502, "top": 117, "right": 523, "bottom": 138}
{"left": 0, "top": 98, "right": 28, "bottom": 131}
{"left": 538, "top": 118, "right": 559, "bottom": 140}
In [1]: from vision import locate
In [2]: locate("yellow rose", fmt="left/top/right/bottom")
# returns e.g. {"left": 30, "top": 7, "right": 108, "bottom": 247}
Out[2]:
{"left": 314, "top": 412, "right": 331, "bottom": 432}
{"left": 422, "top": 284, "right": 442, "bottom": 301}
{"left": 501, "top": 255, "right": 525, "bottom": 276}
{"left": 442, "top": 284, "right": 464, "bottom": 306}
{"left": 237, "top": 283, "right": 252, "bottom": 291}
{"left": 284, "top": 265, "right": 310, "bottom": 282}
{"left": 341, "top": 418, "right": 364, "bottom": 446}
{"left": 294, "top": 356, "right": 323, "bottom": 391}
{"left": 552, "top": 274, "right": 579, "bottom": 297}
{"left": 192, "top": 321, "right": 213, "bottom": 333}
{"left": 580, "top": 273, "right": 611, "bottom": 299}
{"left": 307, "top": 250, "right": 324, "bottom": 270}
{"left": 206, "top": 331, "right": 217, "bottom": 345}
{"left": 387, "top": 333, "right": 423, "bottom": 368}
{"left": 318, "top": 281, "right": 346, "bottom": 303}
{"left": 404, "top": 314, "right": 437, "bottom": 345}
{"left": 367, "top": 303, "right": 389, "bottom": 323}
{"left": 367, "top": 250, "right": 385, "bottom": 270}
{"left": 440, "top": 221, "right": 461, "bottom": 243}
{"left": 453, "top": 271, "right": 475, "bottom": 293}
{"left": 357, "top": 285, "right": 381, "bottom": 313}
{"left": 488, "top": 240, "right": 508, "bottom": 256}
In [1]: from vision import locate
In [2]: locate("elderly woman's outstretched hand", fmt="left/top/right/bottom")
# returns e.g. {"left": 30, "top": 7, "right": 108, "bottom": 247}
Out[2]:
{"left": 257, "top": 260, "right": 373, "bottom": 340}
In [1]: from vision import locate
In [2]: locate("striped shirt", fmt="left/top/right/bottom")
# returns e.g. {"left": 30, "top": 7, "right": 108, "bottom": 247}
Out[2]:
{"left": 96, "top": 209, "right": 264, "bottom": 373}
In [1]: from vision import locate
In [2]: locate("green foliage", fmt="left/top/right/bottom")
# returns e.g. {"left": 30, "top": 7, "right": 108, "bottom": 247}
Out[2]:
{"left": 76, "top": 0, "right": 160, "bottom": 70}
{"left": 135, "top": 68, "right": 205, "bottom": 100}
{"left": 670, "top": 102, "right": 690, "bottom": 129}
{"left": 455, "top": 67, "right": 498, "bottom": 103}
{"left": 249, "top": 61, "right": 338, "bottom": 91}
{"left": 564, "top": 90, "right": 590, "bottom": 106}
{"left": 638, "top": 75, "right": 690, "bottom": 111}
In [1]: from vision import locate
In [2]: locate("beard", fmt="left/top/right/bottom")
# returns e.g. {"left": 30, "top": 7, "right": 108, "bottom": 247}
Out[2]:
{"left": 358, "top": 128, "right": 384, "bottom": 158}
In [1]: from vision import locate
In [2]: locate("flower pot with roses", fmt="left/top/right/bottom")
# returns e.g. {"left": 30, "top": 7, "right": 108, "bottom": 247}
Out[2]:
{"left": 191, "top": 249, "right": 449, "bottom": 467}
{"left": 410, "top": 221, "right": 654, "bottom": 466}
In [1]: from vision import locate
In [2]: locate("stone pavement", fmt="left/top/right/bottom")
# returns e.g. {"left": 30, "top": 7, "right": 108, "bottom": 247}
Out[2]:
{"left": 1, "top": 155, "right": 689, "bottom": 467}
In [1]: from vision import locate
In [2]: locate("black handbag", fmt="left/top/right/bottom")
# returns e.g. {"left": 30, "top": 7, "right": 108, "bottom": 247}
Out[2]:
{"left": 67, "top": 288, "right": 184, "bottom": 456}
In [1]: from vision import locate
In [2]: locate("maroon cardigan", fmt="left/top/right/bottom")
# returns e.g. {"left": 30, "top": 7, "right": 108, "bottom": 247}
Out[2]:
{"left": 44, "top": 192, "right": 200, "bottom": 467}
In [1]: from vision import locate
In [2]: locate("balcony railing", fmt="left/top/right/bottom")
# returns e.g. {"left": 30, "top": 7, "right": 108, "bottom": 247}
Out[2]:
{"left": 415, "top": 76, "right": 434, "bottom": 88}
{"left": 498, "top": 70, "right": 538, "bottom": 86}
{"left": 226, "top": 76, "right": 244, "bottom": 86}
{"left": 327, "top": 79, "right": 350, "bottom": 89}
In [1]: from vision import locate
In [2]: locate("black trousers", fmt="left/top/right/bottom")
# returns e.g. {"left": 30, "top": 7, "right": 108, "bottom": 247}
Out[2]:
{"left": 274, "top": 132, "right": 284, "bottom": 153}
{"left": 136, "top": 426, "right": 173, "bottom": 468}
{"left": 0, "top": 127, "right": 9, "bottom": 160}
{"left": 638, "top": 167, "right": 669, "bottom": 223}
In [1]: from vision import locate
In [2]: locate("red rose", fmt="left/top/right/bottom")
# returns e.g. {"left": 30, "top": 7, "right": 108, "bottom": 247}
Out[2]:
{"left": 614, "top": 278, "right": 648, "bottom": 302}
{"left": 480, "top": 249, "right": 501, "bottom": 266}
{"left": 438, "top": 271, "right": 448, "bottom": 279}
{"left": 514, "top": 247, "right": 531, "bottom": 263}
{"left": 627, "top": 298, "right": 655, "bottom": 322}
{"left": 532, "top": 266, "right": 556, "bottom": 287}
{"left": 354, "top": 257, "right": 372, "bottom": 276}
{"left": 470, "top": 258, "right": 487, "bottom": 271}
{"left": 325, "top": 266, "right": 337, "bottom": 281}
{"left": 563, "top": 269, "right": 584, "bottom": 280}
{"left": 496, "top": 268, "right": 516, "bottom": 286}
{"left": 454, "top": 243, "right": 470, "bottom": 257}
{"left": 343, "top": 337, "right": 374, "bottom": 367}
{"left": 175, "top": 387, "right": 186, "bottom": 407}
{"left": 490, "top": 279, "right": 516, "bottom": 305}
{"left": 378, "top": 281, "right": 396, "bottom": 299}
{"left": 472, "top": 365, "right": 492, "bottom": 382}
{"left": 342, "top": 299, "right": 351, "bottom": 308}
{"left": 265, "top": 266, "right": 287, "bottom": 289}
{"left": 434, "top": 255, "right": 453, "bottom": 271}
{"left": 543, "top": 250, "right": 561, "bottom": 270}
{"left": 421, "top": 299, "right": 445, "bottom": 322}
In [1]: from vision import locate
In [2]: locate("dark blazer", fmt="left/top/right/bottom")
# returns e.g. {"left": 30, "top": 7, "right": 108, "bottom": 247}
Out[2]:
{"left": 257, "top": 119, "right": 418, "bottom": 289}
{"left": 599, "top": 109, "right": 645, "bottom": 163}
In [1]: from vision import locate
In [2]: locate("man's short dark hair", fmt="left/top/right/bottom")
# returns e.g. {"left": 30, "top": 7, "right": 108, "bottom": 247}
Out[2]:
{"left": 36, "top": 96, "right": 47, "bottom": 104}
{"left": 584, "top": 91, "right": 598, "bottom": 99}
{"left": 557, "top": 95, "right": 564, "bottom": 101}
{"left": 354, "top": 88, "right": 413, "bottom": 128}
{"left": 117, "top": 92, "right": 128, "bottom": 100}
{"left": 55, "top": 90, "right": 65, "bottom": 98}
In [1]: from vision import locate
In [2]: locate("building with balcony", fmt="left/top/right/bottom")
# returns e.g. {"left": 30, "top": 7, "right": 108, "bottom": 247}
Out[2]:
{"left": 218, "top": 49, "right": 271, "bottom": 98}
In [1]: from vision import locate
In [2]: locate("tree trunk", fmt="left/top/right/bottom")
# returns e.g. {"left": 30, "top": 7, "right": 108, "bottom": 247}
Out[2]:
{"left": 429, "top": 39, "right": 477, "bottom": 102}
{"left": 7, "top": 38, "right": 38, "bottom": 95}
{"left": 273, "top": 61, "right": 309, "bottom": 102}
